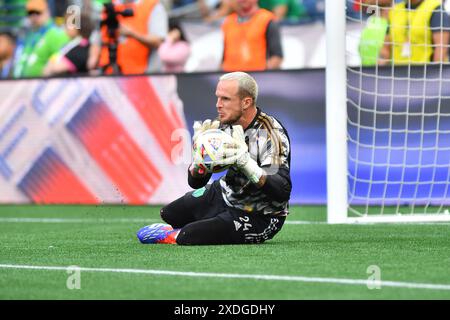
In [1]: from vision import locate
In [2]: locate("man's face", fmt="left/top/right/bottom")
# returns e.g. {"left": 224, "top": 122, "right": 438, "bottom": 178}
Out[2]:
{"left": 235, "top": 0, "right": 257, "bottom": 12}
{"left": 215, "top": 80, "right": 244, "bottom": 125}
{"left": 28, "top": 9, "right": 48, "bottom": 28}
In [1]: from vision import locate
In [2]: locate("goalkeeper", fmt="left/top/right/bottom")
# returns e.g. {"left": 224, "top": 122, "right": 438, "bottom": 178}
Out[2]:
{"left": 137, "top": 72, "right": 291, "bottom": 245}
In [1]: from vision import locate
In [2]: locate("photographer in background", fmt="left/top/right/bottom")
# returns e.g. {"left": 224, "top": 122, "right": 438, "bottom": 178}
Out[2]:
{"left": 93, "top": 0, "right": 168, "bottom": 75}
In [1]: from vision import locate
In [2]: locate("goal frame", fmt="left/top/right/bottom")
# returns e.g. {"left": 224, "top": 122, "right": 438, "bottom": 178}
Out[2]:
{"left": 325, "top": 0, "right": 450, "bottom": 224}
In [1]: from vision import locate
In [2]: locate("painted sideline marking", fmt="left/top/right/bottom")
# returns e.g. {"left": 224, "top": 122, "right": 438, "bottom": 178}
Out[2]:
{"left": 0, "top": 264, "right": 449, "bottom": 291}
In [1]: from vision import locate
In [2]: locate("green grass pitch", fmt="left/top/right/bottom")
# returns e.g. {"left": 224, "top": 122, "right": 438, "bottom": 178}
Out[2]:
{"left": 0, "top": 204, "right": 449, "bottom": 300}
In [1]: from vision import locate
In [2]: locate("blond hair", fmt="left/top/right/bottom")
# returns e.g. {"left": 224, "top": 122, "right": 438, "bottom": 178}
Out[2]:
{"left": 219, "top": 71, "right": 258, "bottom": 106}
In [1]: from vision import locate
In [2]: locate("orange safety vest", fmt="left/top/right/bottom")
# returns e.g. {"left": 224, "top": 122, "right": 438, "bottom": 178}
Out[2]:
{"left": 99, "top": 0, "right": 157, "bottom": 75}
{"left": 222, "top": 9, "right": 274, "bottom": 71}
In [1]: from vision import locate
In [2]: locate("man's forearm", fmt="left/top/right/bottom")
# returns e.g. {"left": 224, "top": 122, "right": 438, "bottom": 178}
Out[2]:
{"left": 260, "top": 170, "right": 291, "bottom": 202}
{"left": 273, "top": 5, "right": 288, "bottom": 22}
{"left": 188, "top": 168, "right": 212, "bottom": 189}
{"left": 248, "top": 165, "right": 291, "bottom": 202}
{"left": 432, "top": 31, "right": 450, "bottom": 62}
{"left": 129, "top": 30, "right": 164, "bottom": 49}
{"left": 433, "top": 46, "right": 449, "bottom": 62}
{"left": 255, "top": 174, "right": 267, "bottom": 188}
{"left": 267, "top": 56, "right": 283, "bottom": 69}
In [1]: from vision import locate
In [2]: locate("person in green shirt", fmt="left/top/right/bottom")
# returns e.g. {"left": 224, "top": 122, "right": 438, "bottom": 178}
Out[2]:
{"left": 14, "top": 0, "right": 69, "bottom": 78}
{"left": 358, "top": 0, "right": 392, "bottom": 66}
{"left": 258, "top": 0, "right": 307, "bottom": 23}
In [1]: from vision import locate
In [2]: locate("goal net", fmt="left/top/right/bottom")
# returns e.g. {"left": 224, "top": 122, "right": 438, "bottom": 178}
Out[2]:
{"left": 326, "top": 0, "right": 450, "bottom": 223}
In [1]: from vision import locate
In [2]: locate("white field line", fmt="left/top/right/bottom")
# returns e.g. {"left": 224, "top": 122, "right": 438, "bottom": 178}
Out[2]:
{"left": 1, "top": 217, "right": 450, "bottom": 225}
{"left": 0, "top": 264, "right": 450, "bottom": 291}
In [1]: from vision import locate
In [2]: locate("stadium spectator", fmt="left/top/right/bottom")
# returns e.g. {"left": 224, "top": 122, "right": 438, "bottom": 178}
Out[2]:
{"left": 358, "top": 0, "right": 392, "bottom": 66}
{"left": 0, "top": 32, "right": 17, "bottom": 79}
{"left": 382, "top": 0, "right": 450, "bottom": 64}
{"left": 137, "top": 72, "right": 291, "bottom": 245}
{"left": 96, "top": 0, "right": 168, "bottom": 75}
{"left": 222, "top": 0, "right": 283, "bottom": 71}
{"left": 158, "top": 18, "right": 191, "bottom": 72}
{"left": 13, "top": 0, "right": 70, "bottom": 78}
{"left": 43, "top": 12, "right": 94, "bottom": 76}
{"left": 258, "top": 0, "right": 307, "bottom": 23}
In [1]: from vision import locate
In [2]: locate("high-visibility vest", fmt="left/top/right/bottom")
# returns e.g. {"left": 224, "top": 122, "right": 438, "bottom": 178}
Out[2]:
{"left": 389, "top": 0, "right": 442, "bottom": 64}
{"left": 222, "top": 9, "right": 274, "bottom": 71}
{"left": 99, "top": 0, "right": 157, "bottom": 74}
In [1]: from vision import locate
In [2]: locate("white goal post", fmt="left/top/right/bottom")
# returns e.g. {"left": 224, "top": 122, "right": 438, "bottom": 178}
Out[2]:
{"left": 326, "top": 0, "right": 450, "bottom": 223}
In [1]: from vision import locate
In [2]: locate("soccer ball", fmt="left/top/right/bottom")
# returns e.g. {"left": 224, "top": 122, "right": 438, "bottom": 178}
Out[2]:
{"left": 193, "top": 129, "right": 234, "bottom": 173}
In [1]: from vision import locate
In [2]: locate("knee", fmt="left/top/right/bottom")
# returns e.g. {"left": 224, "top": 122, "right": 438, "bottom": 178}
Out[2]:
{"left": 160, "top": 206, "right": 183, "bottom": 229}
{"left": 160, "top": 206, "right": 173, "bottom": 225}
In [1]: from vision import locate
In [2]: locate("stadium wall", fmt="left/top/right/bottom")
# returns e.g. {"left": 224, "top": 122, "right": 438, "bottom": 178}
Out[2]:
{"left": 0, "top": 70, "right": 326, "bottom": 205}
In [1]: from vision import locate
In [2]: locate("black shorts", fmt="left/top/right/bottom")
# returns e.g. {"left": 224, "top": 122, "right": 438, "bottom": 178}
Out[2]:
{"left": 160, "top": 182, "right": 286, "bottom": 245}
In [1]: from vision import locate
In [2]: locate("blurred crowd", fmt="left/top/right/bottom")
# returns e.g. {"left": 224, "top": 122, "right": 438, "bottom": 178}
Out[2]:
{"left": 0, "top": 0, "right": 326, "bottom": 78}
{"left": 0, "top": 0, "right": 450, "bottom": 79}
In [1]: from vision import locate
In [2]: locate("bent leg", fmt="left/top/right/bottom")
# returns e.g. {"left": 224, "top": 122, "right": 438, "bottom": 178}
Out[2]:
{"left": 160, "top": 184, "right": 225, "bottom": 229}
{"left": 176, "top": 216, "right": 238, "bottom": 245}
{"left": 160, "top": 196, "right": 194, "bottom": 229}
{"left": 176, "top": 211, "right": 286, "bottom": 245}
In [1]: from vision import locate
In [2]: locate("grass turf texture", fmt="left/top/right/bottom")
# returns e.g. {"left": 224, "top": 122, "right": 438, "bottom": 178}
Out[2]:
{"left": 0, "top": 205, "right": 449, "bottom": 299}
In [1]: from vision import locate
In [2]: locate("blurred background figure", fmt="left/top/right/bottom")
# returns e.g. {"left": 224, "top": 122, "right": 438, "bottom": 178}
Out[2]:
{"left": 13, "top": 0, "right": 69, "bottom": 78}
{"left": 358, "top": 0, "right": 392, "bottom": 66}
{"left": 222, "top": 0, "right": 283, "bottom": 71}
{"left": 0, "top": 31, "right": 17, "bottom": 78}
{"left": 382, "top": 0, "right": 450, "bottom": 65}
{"left": 158, "top": 18, "right": 191, "bottom": 72}
{"left": 95, "top": 0, "right": 168, "bottom": 75}
{"left": 43, "top": 11, "right": 94, "bottom": 76}
{"left": 258, "top": 0, "right": 308, "bottom": 23}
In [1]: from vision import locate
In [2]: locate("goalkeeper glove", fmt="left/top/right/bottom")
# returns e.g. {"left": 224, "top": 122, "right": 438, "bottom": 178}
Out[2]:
{"left": 219, "top": 125, "right": 264, "bottom": 184}
{"left": 190, "top": 119, "right": 220, "bottom": 177}
{"left": 192, "top": 119, "right": 220, "bottom": 142}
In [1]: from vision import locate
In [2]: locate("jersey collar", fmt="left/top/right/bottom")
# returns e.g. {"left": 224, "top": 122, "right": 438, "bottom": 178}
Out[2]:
{"left": 245, "top": 107, "right": 261, "bottom": 132}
